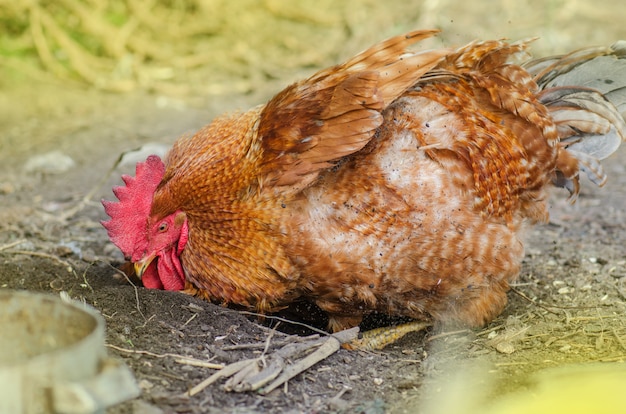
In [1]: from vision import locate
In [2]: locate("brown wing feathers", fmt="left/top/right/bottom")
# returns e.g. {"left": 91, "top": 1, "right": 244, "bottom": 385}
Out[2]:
{"left": 258, "top": 30, "right": 450, "bottom": 187}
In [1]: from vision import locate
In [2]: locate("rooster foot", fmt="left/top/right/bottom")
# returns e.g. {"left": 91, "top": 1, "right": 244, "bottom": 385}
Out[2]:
{"left": 343, "top": 320, "right": 431, "bottom": 351}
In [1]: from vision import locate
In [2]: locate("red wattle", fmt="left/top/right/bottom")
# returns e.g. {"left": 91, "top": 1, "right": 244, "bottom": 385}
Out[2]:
{"left": 141, "top": 260, "right": 164, "bottom": 289}
{"left": 156, "top": 247, "right": 185, "bottom": 291}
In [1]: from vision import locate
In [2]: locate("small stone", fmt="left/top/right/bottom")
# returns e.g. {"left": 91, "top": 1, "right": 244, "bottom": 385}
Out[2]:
{"left": 24, "top": 151, "right": 76, "bottom": 174}
{"left": 496, "top": 342, "right": 515, "bottom": 354}
{"left": 0, "top": 182, "right": 15, "bottom": 194}
{"left": 53, "top": 245, "right": 74, "bottom": 257}
{"left": 119, "top": 143, "right": 170, "bottom": 167}
{"left": 132, "top": 400, "right": 164, "bottom": 414}
{"left": 373, "top": 377, "right": 384, "bottom": 385}
{"left": 138, "top": 379, "right": 154, "bottom": 390}
{"left": 15, "top": 240, "right": 36, "bottom": 251}
{"left": 81, "top": 249, "right": 97, "bottom": 263}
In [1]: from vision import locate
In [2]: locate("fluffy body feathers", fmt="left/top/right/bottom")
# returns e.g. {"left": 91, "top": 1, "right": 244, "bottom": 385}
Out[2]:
{"left": 103, "top": 30, "right": 626, "bottom": 331}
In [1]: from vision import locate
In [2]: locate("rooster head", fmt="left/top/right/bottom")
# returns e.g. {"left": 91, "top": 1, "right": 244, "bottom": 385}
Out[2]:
{"left": 101, "top": 155, "right": 188, "bottom": 291}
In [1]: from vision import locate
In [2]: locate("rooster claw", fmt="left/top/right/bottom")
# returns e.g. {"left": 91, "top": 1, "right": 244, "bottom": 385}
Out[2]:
{"left": 343, "top": 321, "right": 432, "bottom": 351}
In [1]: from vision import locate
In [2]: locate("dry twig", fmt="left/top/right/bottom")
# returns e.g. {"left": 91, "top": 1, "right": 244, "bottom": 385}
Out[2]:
{"left": 613, "top": 328, "right": 626, "bottom": 352}
{"left": 7, "top": 249, "right": 73, "bottom": 271}
{"left": 510, "top": 287, "right": 561, "bottom": 315}
{"left": 238, "top": 310, "right": 332, "bottom": 336}
{"left": 222, "top": 334, "right": 321, "bottom": 351}
{"left": 188, "top": 327, "right": 359, "bottom": 396}
{"left": 0, "top": 240, "right": 27, "bottom": 252}
{"left": 104, "top": 261, "right": 146, "bottom": 322}
{"left": 259, "top": 329, "right": 357, "bottom": 395}
{"left": 106, "top": 343, "right": 223, "bottom": 369}
{"left": 426, "top": 328, "right": 471, "bottom": 342}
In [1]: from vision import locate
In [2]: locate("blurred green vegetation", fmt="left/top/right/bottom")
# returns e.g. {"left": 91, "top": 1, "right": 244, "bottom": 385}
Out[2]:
{"left": 0, "top": 0, "right": 425, "bottom": 94}
{"left": 2, "top": 1, "right": 622, "bottom": 96}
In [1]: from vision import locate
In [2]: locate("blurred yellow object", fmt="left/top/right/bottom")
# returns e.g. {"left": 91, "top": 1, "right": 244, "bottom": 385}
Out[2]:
{"left": 418, "top": 363, "right": 626, "bottom": 414}
{"left": 485, "top": 364, "right": 626, "bottom": 414}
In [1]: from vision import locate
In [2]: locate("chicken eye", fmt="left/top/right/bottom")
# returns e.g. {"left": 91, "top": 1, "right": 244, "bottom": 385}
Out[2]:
{"left": 158, "top": 222, "right": 168, "bottom": 232}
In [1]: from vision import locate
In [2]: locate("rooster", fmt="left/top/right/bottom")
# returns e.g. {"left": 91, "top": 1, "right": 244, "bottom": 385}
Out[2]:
{"left": 102, "top": 30, "right": 626, "bottom": 336}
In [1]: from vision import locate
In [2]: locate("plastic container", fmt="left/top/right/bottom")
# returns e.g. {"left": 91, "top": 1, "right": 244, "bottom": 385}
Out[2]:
{"left": 0, "top": 290, "right": 139, "bottom": 413}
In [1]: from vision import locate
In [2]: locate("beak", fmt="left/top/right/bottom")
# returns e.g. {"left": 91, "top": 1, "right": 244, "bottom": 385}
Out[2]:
{"left": 134, "top": 254, "right": 156, "bottom": 278}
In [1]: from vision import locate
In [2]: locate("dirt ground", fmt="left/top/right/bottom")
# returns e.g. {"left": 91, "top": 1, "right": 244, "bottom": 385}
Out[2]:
{"left": 2, "top": 1, "right": 626, "bottom": 413}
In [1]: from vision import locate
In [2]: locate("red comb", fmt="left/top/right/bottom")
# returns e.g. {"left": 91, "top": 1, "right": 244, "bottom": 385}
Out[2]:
{"left": 102, "top": 155, "right": 166, "bottom": 258}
